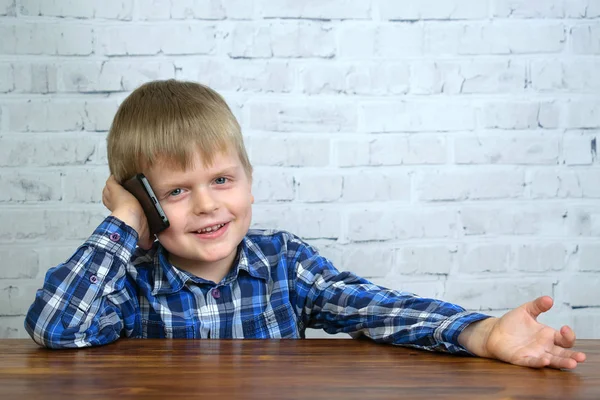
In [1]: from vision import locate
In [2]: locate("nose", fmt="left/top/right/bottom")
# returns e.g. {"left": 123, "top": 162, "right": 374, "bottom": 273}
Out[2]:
{"left": 192, "top": 187, "right": 219, "bottom": 215}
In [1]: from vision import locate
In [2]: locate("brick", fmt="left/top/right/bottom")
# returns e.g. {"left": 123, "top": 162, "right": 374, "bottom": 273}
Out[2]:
{"left": 347, "top": 208, "right": 457, "bottom": 242}
{"left": 59, "top": 61, "right": 174, "bottom": 93}
{"left": 565, "top": 206, "right": 600, "bottom": 237}
{"left": 570, "top": 24, "right": 600, "bottom": 54}
{"left": 410, "top": 60, "right": 526, "bottom": 95}
{"left": 360, "top": 100, "right": 476, "bottom": 132}
{"left": 248, "top": 100, "right": 357, "bottom": 132}
{"left": 379, "top": 0, "right": 488, "bottom": 20}
{"left": 0, "top": 170, "right": 62, "bottom": 202}
{"left": 248, "top": 136, "right": 330, "bottom": 167}
{"left": 455, "top": 133, "right": 560, "bottom": 165}
{"left": 338, "top": 24, "right": 376, "bottom": 59}
{"left": 529, "top": 169, "right": 600, "bottom": 198}
{"left": 394, "top": 245, "right": 456, "bottom": 275}
{"left": 97, "top": 24, "right": 216, "bottom": 55}
{"left": 566, "top": 0, "right": 600, "bottom": 18}
{"left": 0, "top": 246, "right": 39, "bottom": 279}
{"left": 6, "top": 100, "right": 86, "bottom": 132}
{"left": 557, "top": 276, "right": 600, "bottom": 307}
{"left": 0, "top": 209, "right": 46, "bottom": 240}
{"left": 376, "top": 24, "right": 424, "bottom": 58}
{"left": 339, "top": 24, "right": 425, "bottom": 58}
{"left": 372, "top": 135, "right": 447, "bottom": 166}
{"left": 295, "top": 172, "right": 343, "bottom": 202}
{"left": 335, "top": 138, "right": 370, "bottom": 167}
{"left": 84, "top": 99, "right": 121, "bottom": 132}
{"left": 341, "top": 171, "right": 411, "bottom": 202}
{"left": 0, "top": 134, "right": 98, "bottom": 167}
{"left": 13, "top": 63, "right": 57, "bottom": 93}
{"left": 139, "top": 0, "right": 226, "bottom": 20}
{"left": 43, "top": 208, "right": 109, "bottom": 240}
{"left": 0, "top": 64, "right": 13, "bottom": 93}
{"left": 459, "top": 205, "right": 567, "bottom": 236}
{"left": 62, "top": 168, "right": 108, "bottom": 203}
{"left": 417, "top": 170, "right": 524, "bottom": 201}
{"left": 0, "top": 0, "right": 15, "bottom": 16}
{"left": 37, "top": 245, "right": 84, "bottom": 274}
{"left": 444, "top": 279, "right": 555, "bottom": 310}
{"left": 532, "top": 60, "right": 600, "bottom": 92}
{"left": 516, "top": 243, "right": 570, "bottom": 272}
{"left": 339, "top": 245, "right": 395, "bottom": 278}
{"left": 567, "top": 100, "right": 600, "bottom": 129}
{"left": 300, "top": 62, "right": 410, "bottom": 95}
{"left": 20, "top": 0, "right": 133, "bottom": 19}
{"left": 561, "top": 131, "right": 598, "bottom": 165}
{"left": 252, "top": 205, "right": 342, "bottom": 239}
{"left": 458, "top": 243, "right": 512, "bottom": 273}
{"left": 229, "top": 22, "right": 335, "bottom": 59}
{"left": 0, "top": 316, "right": 28, "bottom": 339}
{"left": 0, "top": 22, "right": 93, "bottom": 55}
{"left": 252, "top": 169, "right": 295, "bottom": 202}
{"left": 259, "top": 0, "right": 370, "bottom": 19}
{"left": 425, "top": 23, "right": 565, "bottom": 55}
{"left": 480, "top": 101, "right": 559, "bottom": 129}
{"left": 571, "top": 244, "right": 600, "bottom": 272}
{"left": 493, "top": 0, "right": 565, "bottom": 18}
{"left": 572, "top": 312, "right": 600, "bottom": 340}
{"left": 0, "top": 279, "right": 43, "bottom": 315}
{"left": 176, "top": 59, "right": 293, "bottom": 93}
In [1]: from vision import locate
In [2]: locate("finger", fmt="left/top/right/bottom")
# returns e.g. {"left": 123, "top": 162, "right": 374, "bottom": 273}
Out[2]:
{"left": 545, "top": 353, "right": 579, "bottom": 370}
{"left": 554, "top": 325, "right": 576, "bottom": 348}
{"left": 524, "top": 296, "right": 553, "bottom": 319}
{"left": 547, "top": 346, "right": 586, "bottom": 363}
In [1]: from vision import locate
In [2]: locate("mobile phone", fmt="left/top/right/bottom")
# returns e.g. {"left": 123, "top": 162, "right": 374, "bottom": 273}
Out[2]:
{"left": 122, "top": 173, "right": 170, "bottom": 235}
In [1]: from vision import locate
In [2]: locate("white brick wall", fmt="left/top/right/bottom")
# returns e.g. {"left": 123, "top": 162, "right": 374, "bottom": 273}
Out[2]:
{"left": 0, "top": 0, "right": 599, "bottom": 340}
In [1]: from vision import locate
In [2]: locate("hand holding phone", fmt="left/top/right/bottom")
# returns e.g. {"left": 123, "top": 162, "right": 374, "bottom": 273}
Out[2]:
{"left": 122, "top": 174, "right": 170, "bottom": 235}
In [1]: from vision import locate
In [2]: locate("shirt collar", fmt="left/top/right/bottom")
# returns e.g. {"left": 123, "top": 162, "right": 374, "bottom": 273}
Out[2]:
{"left": 150, "top": 235, "right": 270, "bottom": 296}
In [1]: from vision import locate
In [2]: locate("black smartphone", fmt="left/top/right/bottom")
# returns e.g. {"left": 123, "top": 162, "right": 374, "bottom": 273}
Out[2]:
{"left": 122, "top": 173, "right": 170, "bottom": 235}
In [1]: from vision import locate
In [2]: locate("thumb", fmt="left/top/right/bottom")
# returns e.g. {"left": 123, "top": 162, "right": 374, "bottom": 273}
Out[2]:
{"left": 524, "top": 296, "right": 553, "bottom": 320}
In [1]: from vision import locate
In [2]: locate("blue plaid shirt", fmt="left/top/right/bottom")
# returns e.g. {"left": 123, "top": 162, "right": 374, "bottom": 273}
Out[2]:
{"left": 25, "top": 216, "right": 489, "bottom": 352}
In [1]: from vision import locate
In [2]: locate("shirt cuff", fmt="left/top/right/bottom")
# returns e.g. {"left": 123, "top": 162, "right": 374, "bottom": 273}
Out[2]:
{"left": 434, "top": 311, "right": 492, "bottom": 355}
{"left": 88, "top": 216, "right": 140, "bottom": 265}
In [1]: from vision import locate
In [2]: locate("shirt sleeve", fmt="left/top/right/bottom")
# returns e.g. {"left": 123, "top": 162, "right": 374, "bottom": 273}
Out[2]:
{"left": 291, "top": 240, "right": 491, "bottom": 355}
{"left": 24, "top": 216, "right": 140, "bottom": 349}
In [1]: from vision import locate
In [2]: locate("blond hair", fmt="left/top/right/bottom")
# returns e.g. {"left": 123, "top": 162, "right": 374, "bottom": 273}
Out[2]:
{"left": 107, "top": 80, "right": 252, "bottom": 182}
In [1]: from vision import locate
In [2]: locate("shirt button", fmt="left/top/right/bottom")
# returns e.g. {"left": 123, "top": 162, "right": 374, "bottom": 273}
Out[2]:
{"left": 211, "top": 288, "right": 221, "bottom": 299}
{"left": 109, "top": 232, "right": 120, "bottom": 242}
{"left": 90, "top": 275, "right": 98, "bottom": 284}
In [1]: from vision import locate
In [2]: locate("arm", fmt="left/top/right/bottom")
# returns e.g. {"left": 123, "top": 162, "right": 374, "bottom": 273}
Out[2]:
{"left": 291, "top": 240, "right": 489, "bottom": 354}
{"left": 25, "top": 176, "right": 153, "bottom": 348}
{"left": 24, "top": 217, "right": 140, "bottom": 348}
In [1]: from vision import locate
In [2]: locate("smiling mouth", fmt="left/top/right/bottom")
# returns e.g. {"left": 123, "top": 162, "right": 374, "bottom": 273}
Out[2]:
{"left": 196, "top": 222, "right": 228, "bottom": 234}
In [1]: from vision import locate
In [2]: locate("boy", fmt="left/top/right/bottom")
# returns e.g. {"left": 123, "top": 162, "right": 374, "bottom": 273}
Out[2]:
{"left": 25, "top": 80, "right": 586, "bottom": 369}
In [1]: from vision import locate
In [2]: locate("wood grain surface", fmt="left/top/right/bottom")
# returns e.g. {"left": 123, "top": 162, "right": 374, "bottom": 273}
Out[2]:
{"left": 0, "top": 339, "right": 598, "bottom": 399}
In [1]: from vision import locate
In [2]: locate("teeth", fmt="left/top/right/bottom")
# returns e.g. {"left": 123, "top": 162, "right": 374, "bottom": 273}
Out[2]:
{"left": 198, "top": 223, "right": 224, "bottom": 233}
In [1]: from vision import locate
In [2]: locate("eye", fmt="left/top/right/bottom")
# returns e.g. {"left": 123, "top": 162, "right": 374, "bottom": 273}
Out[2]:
{"left": 214, "top": 177, "right": 228, "bottom": 185}
{"left": 169, "top": 188, "right": 183, "bottom": 197}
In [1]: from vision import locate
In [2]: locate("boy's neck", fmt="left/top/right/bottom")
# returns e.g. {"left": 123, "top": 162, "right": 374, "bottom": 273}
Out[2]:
{"left": 168, "top": 251, "right": 237, "bottom": 284}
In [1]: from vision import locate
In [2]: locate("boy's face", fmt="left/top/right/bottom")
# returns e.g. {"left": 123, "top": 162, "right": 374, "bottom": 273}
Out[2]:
{"left": 144, "top": 149, "right": 254, "bottom": 278}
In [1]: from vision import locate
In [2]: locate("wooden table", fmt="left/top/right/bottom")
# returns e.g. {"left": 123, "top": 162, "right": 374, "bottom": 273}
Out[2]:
{"left": 0, "top": 339, "right": 598, "bottom": 399}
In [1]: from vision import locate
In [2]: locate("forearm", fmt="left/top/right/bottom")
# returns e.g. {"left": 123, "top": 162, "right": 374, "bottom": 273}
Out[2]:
{"left": 457, "top": 317, "right": 498, "bottom": 358}
{"left": 25, "top": 217, "right": 138, "bottom": 348}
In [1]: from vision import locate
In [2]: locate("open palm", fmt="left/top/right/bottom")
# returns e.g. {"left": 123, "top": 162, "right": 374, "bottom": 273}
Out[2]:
{"left": 485, "top": 296, "right": 586, "bottom": 369}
